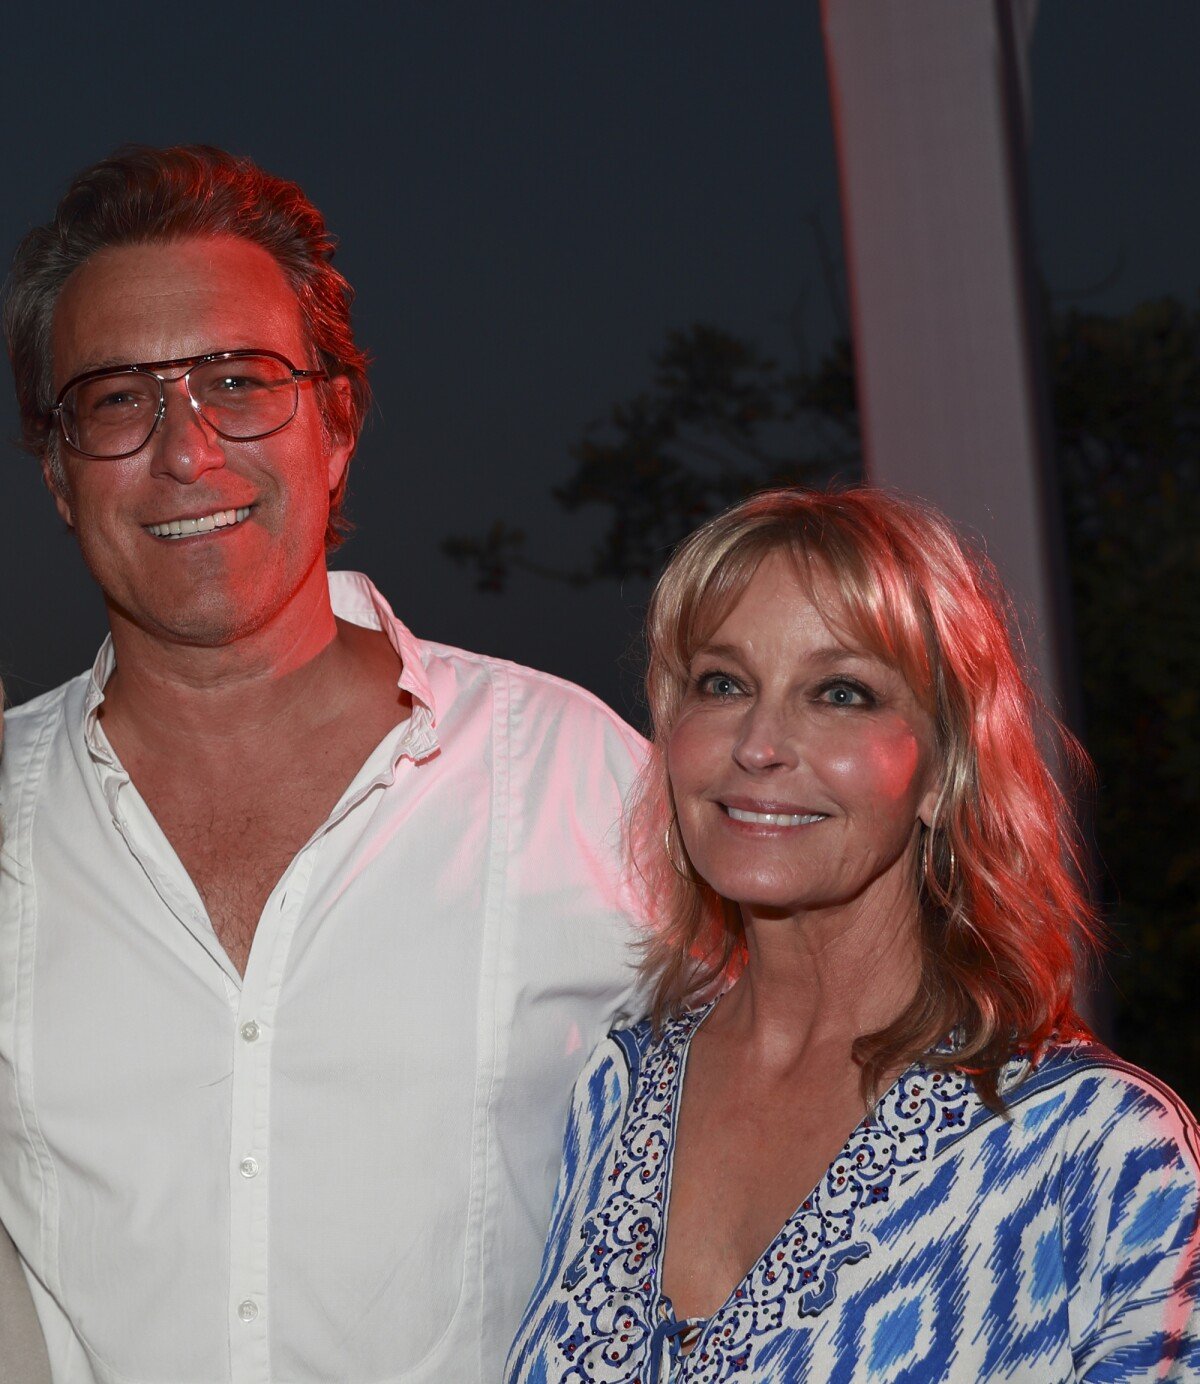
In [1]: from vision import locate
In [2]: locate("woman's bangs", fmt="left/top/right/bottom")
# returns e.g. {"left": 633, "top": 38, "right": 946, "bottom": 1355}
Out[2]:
{"left": 794, "top": 536, "right": 937, "bottom": 711}
{"left": 677, "top": 534, "right": 776, "bottom": 667}
{"left": 660, "top": 503, "right": 941, "bottom": 731}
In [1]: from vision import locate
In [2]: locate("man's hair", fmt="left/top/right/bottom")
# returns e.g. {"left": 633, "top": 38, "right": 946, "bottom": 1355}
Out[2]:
{"left": 3, "top": 144, "right": 370, "bottom": 550}
{"left": 630, "top": 485, "right": 1099, "bottom": 1111}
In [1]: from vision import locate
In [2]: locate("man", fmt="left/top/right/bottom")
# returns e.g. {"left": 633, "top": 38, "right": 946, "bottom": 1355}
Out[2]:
{"left": 0, "top": 698, "right": 51, "bottom": 1384}
{"left": 0, "top": 146, "right": 645, "bottom": 1382}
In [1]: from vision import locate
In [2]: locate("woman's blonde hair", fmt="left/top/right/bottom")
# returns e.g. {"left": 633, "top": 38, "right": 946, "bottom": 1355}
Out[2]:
{"left": 630, "top": 486, "right": 1098, "bottom": 1108}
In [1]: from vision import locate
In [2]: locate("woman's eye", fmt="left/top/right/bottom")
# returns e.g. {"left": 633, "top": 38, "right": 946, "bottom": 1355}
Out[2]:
{"left": 696, "top": 671, "right": 743, "bottom": 698}
{"left": 818, "top": 679, "right": 874, "bottom": 707}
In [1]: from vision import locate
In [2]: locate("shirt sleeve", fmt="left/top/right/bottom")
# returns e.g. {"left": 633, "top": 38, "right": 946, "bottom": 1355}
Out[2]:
{"left": 505, "top": 1034, "right": 633, "bottom": 1383}
{"left": 1062, "top": 1069, "right": 1200, "bottom": 1381}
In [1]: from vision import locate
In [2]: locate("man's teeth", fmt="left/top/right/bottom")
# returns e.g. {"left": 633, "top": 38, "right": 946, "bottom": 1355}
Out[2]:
{"left": 146, "top": 506, "right": 251, "bottom": 539}
{"left": 726, "top": 807, "right": 827, "bottom": 827}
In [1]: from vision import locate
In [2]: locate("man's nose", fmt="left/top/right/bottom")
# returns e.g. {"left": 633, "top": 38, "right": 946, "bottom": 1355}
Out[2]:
{"left": 147, "top": 379, "right": 226, "bottom": 482}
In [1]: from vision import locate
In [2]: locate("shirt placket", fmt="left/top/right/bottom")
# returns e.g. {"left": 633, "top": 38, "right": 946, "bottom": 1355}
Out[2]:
{"left": 79, "top": 617, "right": 438, "bottom": 1378}
{"left": 227, "top": 844, "right": 319, "bottom": 1383}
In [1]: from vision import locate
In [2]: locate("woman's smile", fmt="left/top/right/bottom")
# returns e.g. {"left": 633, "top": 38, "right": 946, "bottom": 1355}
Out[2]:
{"left": 719, "top": 800, "right": 829, "bottom": 829}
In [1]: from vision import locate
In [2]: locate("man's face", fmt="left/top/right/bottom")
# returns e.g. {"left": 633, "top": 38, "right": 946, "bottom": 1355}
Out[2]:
{"left": 49, "top": 235, "right": 351, "bottom": 649}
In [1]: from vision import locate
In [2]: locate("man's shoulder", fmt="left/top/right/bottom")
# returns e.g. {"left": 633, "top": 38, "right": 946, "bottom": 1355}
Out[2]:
{"left": 420, "top": 638, "right": 647, "bottom": 754}
{"left": 1, "top": 673, "right": 86, "bottom": 770}
{"left": 332, "top": 570, "right": 646, "bottom": 755}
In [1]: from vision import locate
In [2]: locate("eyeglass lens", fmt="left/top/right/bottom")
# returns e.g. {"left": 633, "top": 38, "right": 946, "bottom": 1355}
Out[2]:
{"left": 61, "top": 355, "right": 300, "bottom": 457}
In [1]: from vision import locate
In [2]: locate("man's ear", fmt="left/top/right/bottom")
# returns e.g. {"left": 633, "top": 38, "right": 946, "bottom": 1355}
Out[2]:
{"left": 325, "top": 376, "right": 355, "bottom": 490}
{"left": 41, "top": 453, "right": 74, "bottom": 528}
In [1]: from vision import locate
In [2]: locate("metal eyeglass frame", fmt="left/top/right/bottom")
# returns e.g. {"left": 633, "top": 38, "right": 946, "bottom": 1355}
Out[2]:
{"left": 50, "top": 348, "right": 328, "bottom": 460}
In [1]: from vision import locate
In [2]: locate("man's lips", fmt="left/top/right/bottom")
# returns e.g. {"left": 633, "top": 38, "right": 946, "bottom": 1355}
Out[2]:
{"left": 720, "top": 800, "right": 829, "bottom": 828}
{"left": 144, "top": 505, "right": 252, "bottom": 540}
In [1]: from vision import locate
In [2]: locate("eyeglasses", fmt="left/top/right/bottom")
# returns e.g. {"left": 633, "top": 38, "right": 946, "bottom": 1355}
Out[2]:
{"left": 50, "top": 349, "right": 328, "bottom": 460}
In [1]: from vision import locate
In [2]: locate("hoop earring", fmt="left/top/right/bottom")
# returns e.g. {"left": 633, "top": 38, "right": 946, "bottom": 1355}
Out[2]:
{"left": 663, "top": 815, "right": 693, "bottom": 882}
{"left": 923, "top": 827, "right": 958, "bottom": 898}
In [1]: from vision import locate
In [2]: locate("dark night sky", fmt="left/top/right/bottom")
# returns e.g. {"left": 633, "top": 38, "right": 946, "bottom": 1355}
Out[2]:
{"left": 1, "top": 2, "right": 1198, "bottom": 720}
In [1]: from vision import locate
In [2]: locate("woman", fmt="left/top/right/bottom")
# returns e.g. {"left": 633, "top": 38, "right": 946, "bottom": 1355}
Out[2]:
{"left": 508, "top": 488, "right": 1199, "bottom": 1382}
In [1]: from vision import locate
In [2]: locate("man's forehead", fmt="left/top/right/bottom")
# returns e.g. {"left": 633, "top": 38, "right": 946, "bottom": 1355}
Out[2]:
{"left": 60, "top": 235, "right": 295, "bottom": 301}
{"left": 52, "top": 235, "right": 308, "bottom": 378}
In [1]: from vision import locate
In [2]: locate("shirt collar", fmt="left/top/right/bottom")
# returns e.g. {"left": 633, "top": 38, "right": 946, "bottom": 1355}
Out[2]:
{"left": 327, "top": 569, "right": 440, "bottom": 765}
{"left": 83, "top": 639, "right": 119, "bottom": 767}
{"left": 82, "top": 569, "right": 440, "bottom": 765}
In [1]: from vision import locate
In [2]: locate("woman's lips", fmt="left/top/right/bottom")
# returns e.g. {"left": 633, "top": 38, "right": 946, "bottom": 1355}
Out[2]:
{"left": 721, "top": 803, "right": 829, "bottom": 827}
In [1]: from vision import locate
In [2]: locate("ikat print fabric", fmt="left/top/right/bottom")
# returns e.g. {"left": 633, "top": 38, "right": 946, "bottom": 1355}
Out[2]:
{"left": 507, "top": 1005, "right": 1200, "bottom": 1383}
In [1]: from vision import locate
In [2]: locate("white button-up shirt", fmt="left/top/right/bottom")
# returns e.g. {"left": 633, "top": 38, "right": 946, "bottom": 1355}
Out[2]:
{"left": 0, "top": 571, "right": 646, "bottom": 1384}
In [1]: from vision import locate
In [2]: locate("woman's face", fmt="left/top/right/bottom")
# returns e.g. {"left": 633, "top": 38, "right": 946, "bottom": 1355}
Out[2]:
{"left": 667, "top": 551, "right": 939, "bottom": 928}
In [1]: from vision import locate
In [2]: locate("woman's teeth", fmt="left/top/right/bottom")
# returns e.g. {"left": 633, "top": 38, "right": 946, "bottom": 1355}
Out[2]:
{"left": 726, "top": 807, "right": 827, "bottom": 826}
{"left": 147, "top": 506, "right": 251, "bottom": 539}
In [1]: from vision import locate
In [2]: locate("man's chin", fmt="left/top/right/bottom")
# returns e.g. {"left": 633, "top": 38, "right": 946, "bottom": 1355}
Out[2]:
{"left": 105, "top": 588, "right": 282, "bottom": 652}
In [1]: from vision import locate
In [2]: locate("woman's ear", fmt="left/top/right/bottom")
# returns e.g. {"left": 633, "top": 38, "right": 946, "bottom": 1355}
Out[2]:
{"left": 918, "top": 783, "right": 939, "bottom": 830}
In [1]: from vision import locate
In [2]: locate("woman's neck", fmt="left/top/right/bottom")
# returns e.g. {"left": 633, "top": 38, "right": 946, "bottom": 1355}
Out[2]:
{"left": 711, "top": 890, "right": 924, "bottom": 1074}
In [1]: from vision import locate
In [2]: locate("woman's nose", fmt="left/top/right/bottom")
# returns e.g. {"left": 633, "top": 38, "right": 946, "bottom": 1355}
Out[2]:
{"left": 731, "top": 701, "right": 799, "bottom": 772}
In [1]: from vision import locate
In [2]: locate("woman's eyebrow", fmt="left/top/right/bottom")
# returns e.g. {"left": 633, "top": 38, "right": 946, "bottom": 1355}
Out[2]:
{"left": 690, "top": 641, "right": 882, "bottom": 666}
{"left": 690, "top": 641, "right": 744, "bottom": 662}
{"left": 807, "top": 644, "right": 879, "bottom": 667}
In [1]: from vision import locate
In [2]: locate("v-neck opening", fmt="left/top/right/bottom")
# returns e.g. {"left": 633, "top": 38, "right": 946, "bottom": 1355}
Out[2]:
{"left": 652, "top": 1005, "right": 973, "bottom": 1367}
{"left": 654, "top": 1000, "right": 717, "bottom": 1358}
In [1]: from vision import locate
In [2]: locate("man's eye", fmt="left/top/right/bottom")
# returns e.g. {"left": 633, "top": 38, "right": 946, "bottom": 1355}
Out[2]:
{"left": 93, "top": 390, "right": 147, "bottom": 411}
{"left": 213, "top": 374, "right": 259, "bottom": 393}
{"left": 696, "top": 671, "right": 743, "bottom": 698}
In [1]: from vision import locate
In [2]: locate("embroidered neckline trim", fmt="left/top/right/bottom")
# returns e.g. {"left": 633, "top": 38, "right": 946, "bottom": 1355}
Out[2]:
{"left": 558, "top": 1006, "right": 985, "bottom": 1381}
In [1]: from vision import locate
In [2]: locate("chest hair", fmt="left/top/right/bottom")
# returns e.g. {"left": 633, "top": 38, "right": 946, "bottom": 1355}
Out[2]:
{"left": 141, "top": 764, "right": 350, "bottom": 974}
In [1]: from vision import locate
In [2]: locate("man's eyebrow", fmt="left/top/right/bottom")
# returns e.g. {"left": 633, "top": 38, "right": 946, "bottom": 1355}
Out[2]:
{"left": 67, "top": 356, "right": 137, "bottom": 375}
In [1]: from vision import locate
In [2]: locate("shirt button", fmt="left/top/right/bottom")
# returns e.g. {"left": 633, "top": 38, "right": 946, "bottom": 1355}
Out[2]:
{"left": 239, "top": 1157, "right": 260, "bottom": 1179}
{"left": 237, "top": 1299, "right": 259, "bottom": 1323}
{"left": 240, "top": 1020, "right": 261, "bottom": 1042}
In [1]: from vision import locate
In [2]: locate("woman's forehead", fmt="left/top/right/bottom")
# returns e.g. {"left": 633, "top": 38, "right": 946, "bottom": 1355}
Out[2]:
{"left": 690, "top": 544, "right": 933, "bottom": 689}
{"left": 691, "top": 547, "right": 856, "bottom": 643}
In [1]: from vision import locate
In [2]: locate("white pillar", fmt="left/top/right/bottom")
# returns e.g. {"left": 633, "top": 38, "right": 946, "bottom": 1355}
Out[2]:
{"left": 819, "top": 0, "right": 1067, "bottom": 701}
{"left": 821, "top": 1, "right": 1105, "bottom": 1028}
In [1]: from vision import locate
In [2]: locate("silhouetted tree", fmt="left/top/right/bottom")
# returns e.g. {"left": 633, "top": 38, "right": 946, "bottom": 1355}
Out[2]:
{"left": 442, "top": 325, "right": 860, "bottom": 590}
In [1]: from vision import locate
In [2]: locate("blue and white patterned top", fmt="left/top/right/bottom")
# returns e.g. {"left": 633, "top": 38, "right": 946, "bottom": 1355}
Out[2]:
{"left": 507, "top": 1005, "right": 1200, "bottom": 1383}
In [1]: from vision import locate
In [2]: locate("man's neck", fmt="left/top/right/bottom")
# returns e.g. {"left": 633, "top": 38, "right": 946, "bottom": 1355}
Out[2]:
{"left": 98, "top": 565, "right": 352, "bottom": 757}
{"left": 90, "top": 565, "right": 410, "bottom": 977}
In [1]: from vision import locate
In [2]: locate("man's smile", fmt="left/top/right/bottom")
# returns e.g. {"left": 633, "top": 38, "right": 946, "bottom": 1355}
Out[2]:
{"left": 144, "top": 505, "right": 252, "bottom": 540}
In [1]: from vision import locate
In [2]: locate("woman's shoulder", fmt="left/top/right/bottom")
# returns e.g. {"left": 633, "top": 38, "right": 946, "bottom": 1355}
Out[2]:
{"left": 1002, "top": 1038, "right": 1200, "bottom": 1176}
{"left": 998, "top": 1042, "right": 1200, "bottom": 1373}
{"left": 1009, "top": 1038, "right": 1197, "bottom": 1124}
{"left": 607, "top": 1002, "right": 714, "bottom": 1091}
{"left": 562, "top": 1009, "right": 699, "bottom": 1134}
